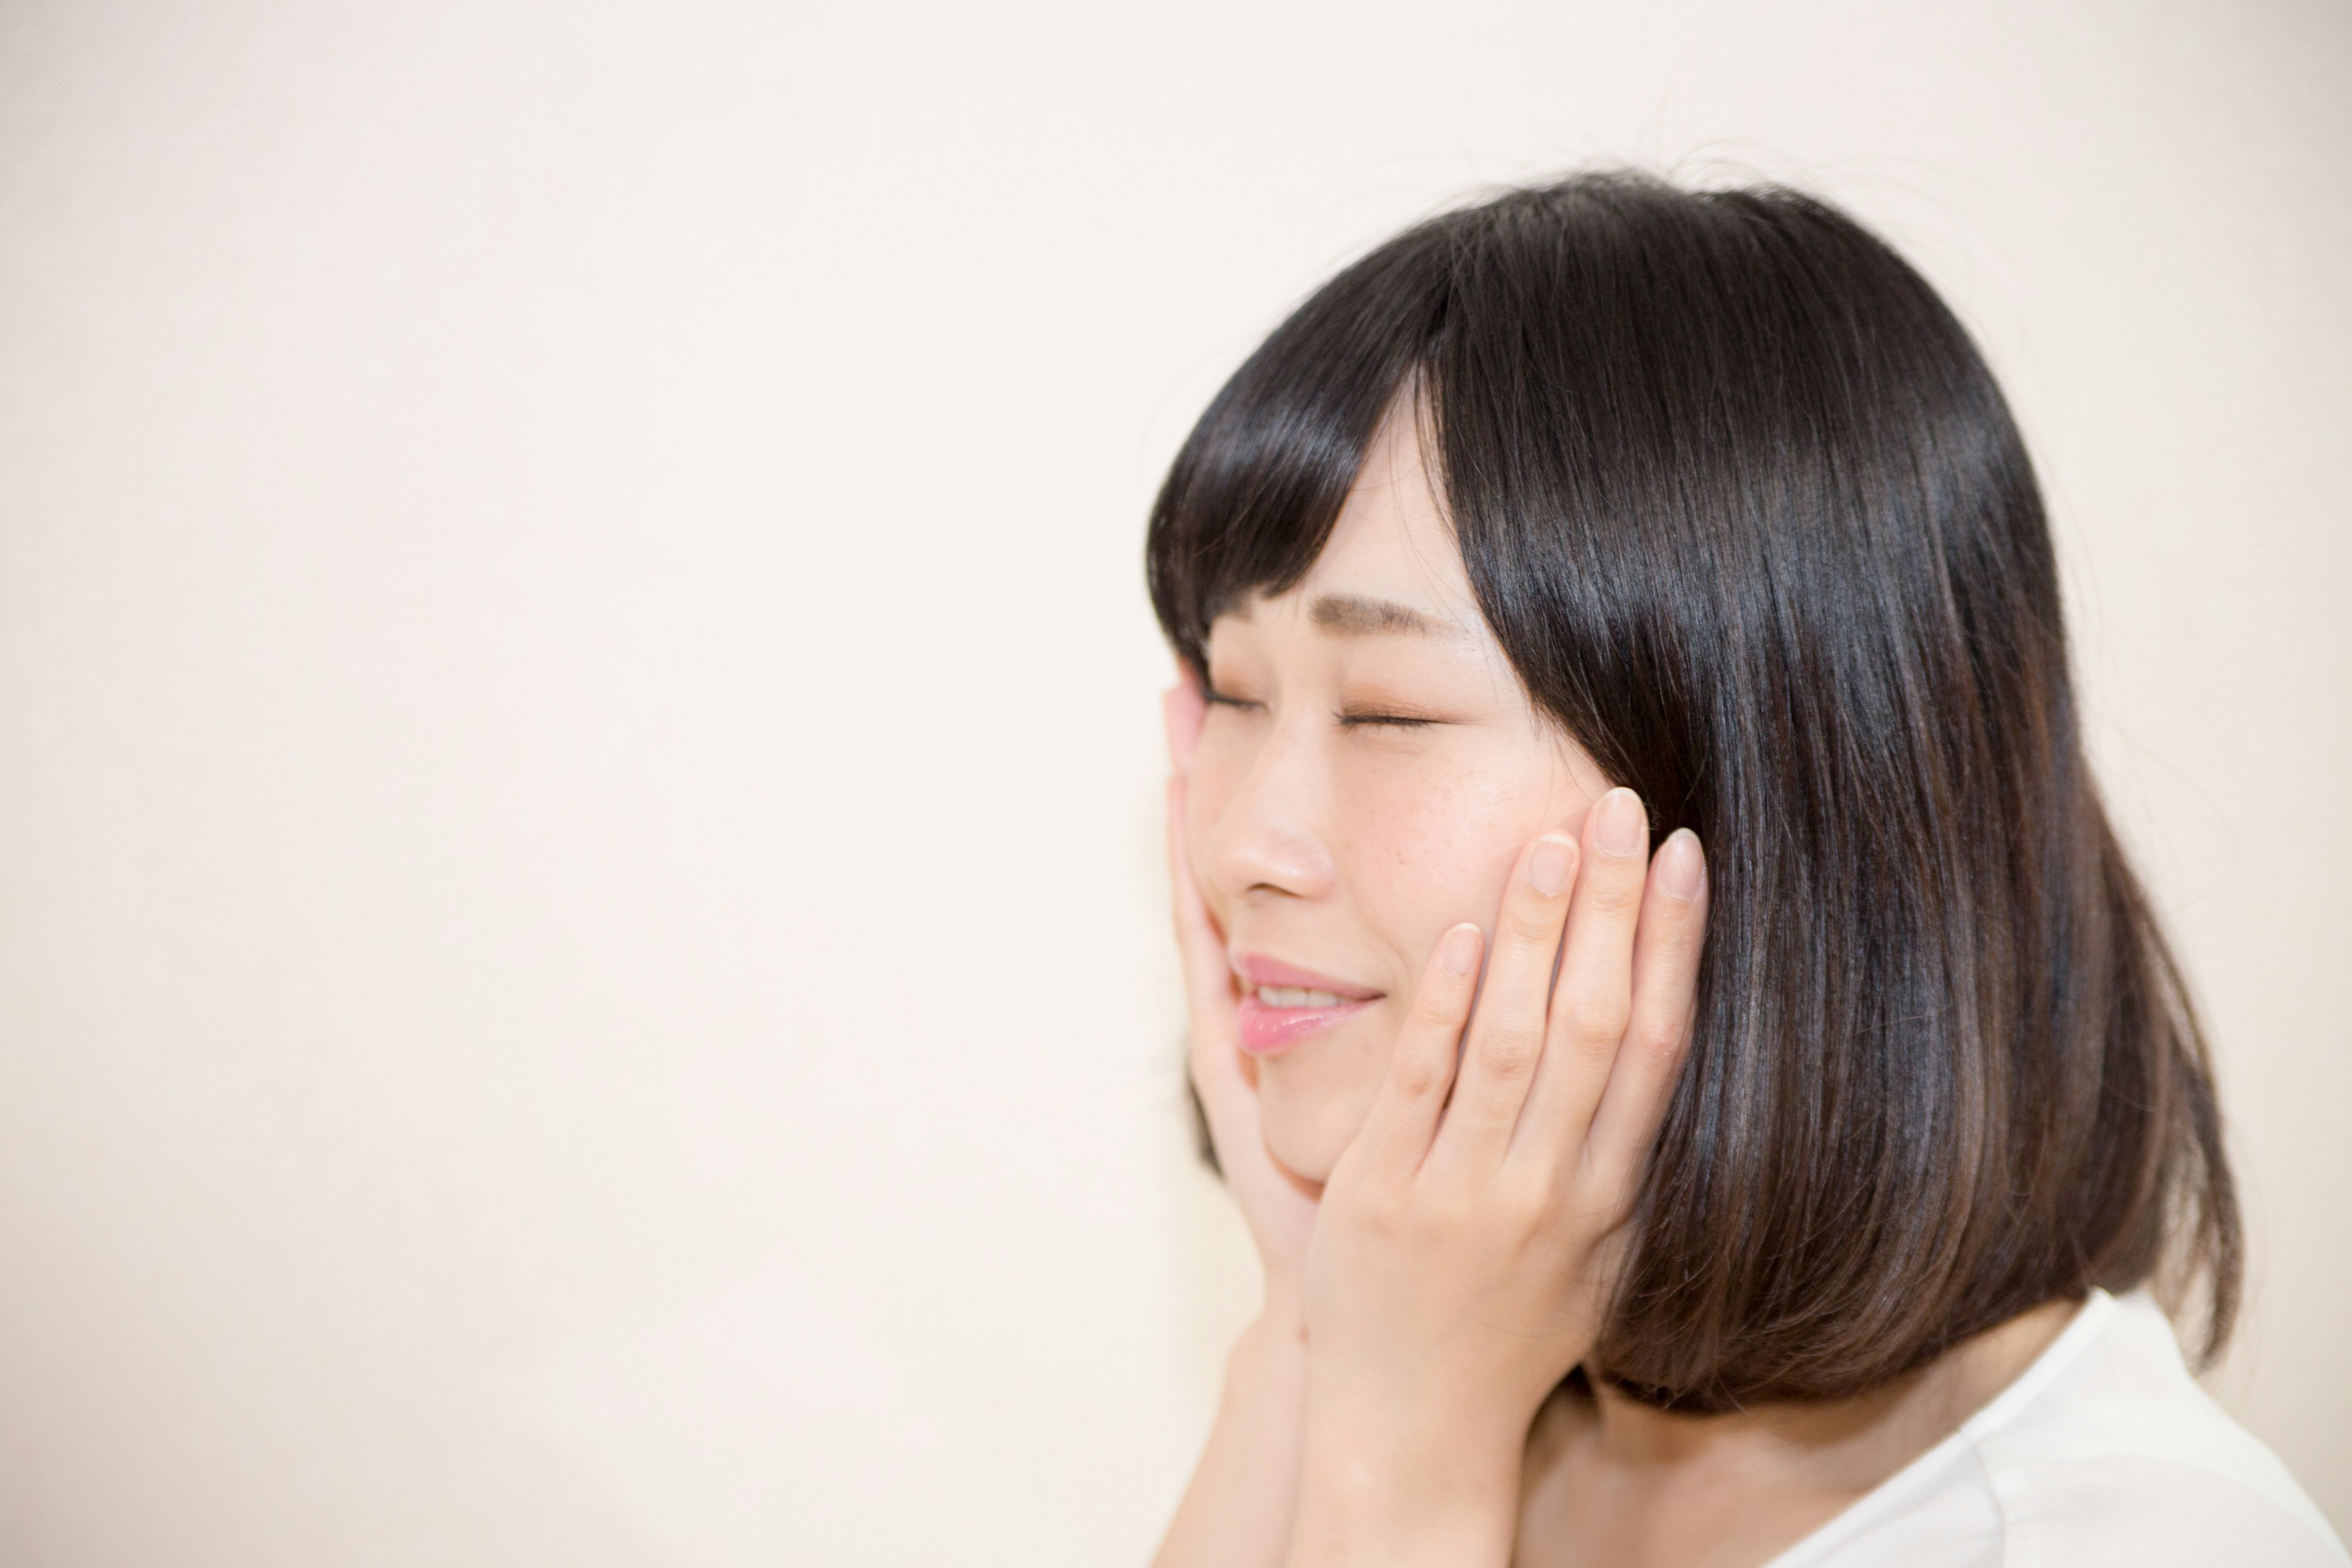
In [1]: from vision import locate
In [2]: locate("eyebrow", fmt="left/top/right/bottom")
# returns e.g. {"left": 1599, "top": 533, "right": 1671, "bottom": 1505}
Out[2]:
{"left": 1309, "top": 593, "right": 1453, "bottom": 638}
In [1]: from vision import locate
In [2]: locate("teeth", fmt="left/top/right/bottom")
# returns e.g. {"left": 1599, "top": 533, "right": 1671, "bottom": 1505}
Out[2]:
{"left": 1256, "top": 986, "right": 1343, "bottom": 1008}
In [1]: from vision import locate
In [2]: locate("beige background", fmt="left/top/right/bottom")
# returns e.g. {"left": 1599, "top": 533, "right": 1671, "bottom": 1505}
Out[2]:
{"left": 0, "top": 1, "right": 2345, "bottom": 1562}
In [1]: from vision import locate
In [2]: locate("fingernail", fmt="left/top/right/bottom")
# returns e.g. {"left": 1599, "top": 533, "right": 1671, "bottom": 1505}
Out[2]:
{"left": 1596, "top": 788, "right": 1646, "bottom": 859}
{"left": 1656, "top": 828, "right": 1705, "bottom": 901}
{"left": 1442, "top": 923, "right": 1482, "bottom": 975}
{"left": 1530, "top": 835, "right": 1575, "bottom": 897}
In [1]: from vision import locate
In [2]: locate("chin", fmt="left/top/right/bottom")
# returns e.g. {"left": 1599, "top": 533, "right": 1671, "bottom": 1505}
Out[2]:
{"left": 1256, "top": 1059, "right": 1385, "bottom": 1185}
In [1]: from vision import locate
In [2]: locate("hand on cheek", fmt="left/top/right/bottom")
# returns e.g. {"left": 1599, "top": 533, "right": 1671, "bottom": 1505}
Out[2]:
{"left": 1163, "top": 679, "right": 1321, "bottom": 1327}
{"left": 1286, "top": 788, "right": 1710, "bottom": 1566}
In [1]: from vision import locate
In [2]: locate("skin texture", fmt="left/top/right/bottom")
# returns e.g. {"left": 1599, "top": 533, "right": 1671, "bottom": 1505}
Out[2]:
{"left": 1183, "top": 404, "right": 1616, "bottom": 1183}
{"left": 1155, "top": 401, "right": 1711, "bottom": 1567}
{"left": 1512, "top": 1297, "right": 2076, "bottom": 1568}
{"left": 1150, "top": 403, "right": 2076, "bottom": 1568}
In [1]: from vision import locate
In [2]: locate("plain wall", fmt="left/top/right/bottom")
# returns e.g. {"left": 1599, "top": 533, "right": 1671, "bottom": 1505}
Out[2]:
{"left": 0, "top": 1, "right": 2345, "bottom": 1561}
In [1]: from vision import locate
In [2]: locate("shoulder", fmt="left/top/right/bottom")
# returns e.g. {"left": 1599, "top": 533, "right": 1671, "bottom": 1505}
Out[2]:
{"left": 1791, "top": 1291, "right": 2348, "bottom": 1568}
{"left": 1968, "top": 1291, "right": 2345, "bottom": 1567}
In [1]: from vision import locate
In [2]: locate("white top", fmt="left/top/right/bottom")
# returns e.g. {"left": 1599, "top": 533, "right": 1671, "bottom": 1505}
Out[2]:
{"left": 1765, "top": 1289, "right": 2347, "bottom": 1567}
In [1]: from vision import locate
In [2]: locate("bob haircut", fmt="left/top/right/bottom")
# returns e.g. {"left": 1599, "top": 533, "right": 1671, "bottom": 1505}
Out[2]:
{"left": 1147, "top": 171, "right": 2240, "bottom": 1411}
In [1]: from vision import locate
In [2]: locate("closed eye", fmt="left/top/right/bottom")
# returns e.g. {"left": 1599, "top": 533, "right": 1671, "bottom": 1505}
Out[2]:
{"left": 1338, "top": 709, "right": 1440, "bottom": 729}
{"left": 1203, "top": 685, "right": 1263, "bottom": 712}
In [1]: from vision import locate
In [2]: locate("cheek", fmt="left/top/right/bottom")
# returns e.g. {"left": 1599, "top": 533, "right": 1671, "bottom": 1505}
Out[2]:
{"left": 1256, "top": 758, "right": 1564, "bottom": 1183}
{"left": 1251, "top": 737, "right": 1594, "bottom": 1181}
{"left": 1182, "top": 743, "right": 1242, "bottom": 909}
{"left": 1340, "top": 756, "right": 1571, "bottom": 977}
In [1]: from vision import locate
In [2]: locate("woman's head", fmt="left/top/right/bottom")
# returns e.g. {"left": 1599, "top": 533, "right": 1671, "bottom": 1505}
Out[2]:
{"left": 1148, "top": 170, "right": 2239, "bottom": 1411}
{"left": 1174, "top": 395, "right": 1613, "bottom": 1182}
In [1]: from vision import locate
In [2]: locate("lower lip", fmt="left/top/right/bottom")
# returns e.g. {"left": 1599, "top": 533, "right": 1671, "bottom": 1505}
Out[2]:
{"left": 1235, "top": 995, "right": 1379, "bottom": 1057}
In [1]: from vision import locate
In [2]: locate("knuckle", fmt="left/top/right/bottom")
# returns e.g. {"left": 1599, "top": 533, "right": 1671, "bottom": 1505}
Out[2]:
{"left": 1472, "top": 1084, "right": 1531, "bottom": 1126}
{"left": 1479, "top": 988, "right": 1547, "bottom": 1040}
{"left": 1392, "top": 1047, "right": 1450, "bottom": 1101}
{"left": 1428, "top": 1188, "right": 1479, "bottom": 1234}
{"left": 1634, "top": 1017, "right": 1687, "bottom": 1063}
{"left": 1504, "top": 898, "right": 1567, "bottom": 946}
{"left": 1358, "top": 1188, "right": 1405, "bottom": 1237}
{"left": 1414, "top": 976, "right": 1472, "bottom": 1027}
{"left": 1589, "top": 1169, "right": 1640, "bottom": 1223}
{"left": 1585, "top": 873, "right": 1645, "bottom": 915}
{"left": 1476, "top": 1025, "right": 1542, "bottom": 1080}
{"left": 1569, "top": 995, "right": 1632, "bottom": 1051}
{"left": 1501, "top": 1173, "right": 1556, "bottom": 1231}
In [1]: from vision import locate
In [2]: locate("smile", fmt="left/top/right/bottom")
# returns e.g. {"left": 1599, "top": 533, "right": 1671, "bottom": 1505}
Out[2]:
{"left": 1231, "top": 955, "right": 1382, "bottom": 1057}
{"left": 1254, "top": 986, "right": 1345, "bottom": 1008}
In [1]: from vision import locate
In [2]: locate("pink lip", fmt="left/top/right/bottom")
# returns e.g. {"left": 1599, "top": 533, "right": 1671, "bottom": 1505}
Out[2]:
{"left": 1232, "top": 955, "right": 1382, "bottom": 998}
{"left": 1231, "top": 953, "right": 1384, "bottom": 1057}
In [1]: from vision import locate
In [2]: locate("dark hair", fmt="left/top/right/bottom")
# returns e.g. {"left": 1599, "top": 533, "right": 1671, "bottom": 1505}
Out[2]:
{"left": 1147, "top": 170, "right": 2239, "bottom": 1411}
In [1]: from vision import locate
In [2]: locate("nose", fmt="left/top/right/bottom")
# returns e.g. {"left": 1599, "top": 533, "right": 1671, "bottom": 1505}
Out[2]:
{"left": 1202, "top": 717, "right": 1337, "bottom": 905}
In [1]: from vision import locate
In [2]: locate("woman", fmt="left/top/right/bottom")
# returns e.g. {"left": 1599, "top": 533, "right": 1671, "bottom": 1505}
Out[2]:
{"left": 1145, "top": 173, "right": 2345, "bottom": 1567}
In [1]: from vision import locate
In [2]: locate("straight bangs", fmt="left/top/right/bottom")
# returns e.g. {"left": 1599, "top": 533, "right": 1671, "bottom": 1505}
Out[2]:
{"left": 1145, "top": 238, "right": 1443, "bottom": 677}
{"left": 1146, "top": 171, "right": 2239, "bottom": 1412}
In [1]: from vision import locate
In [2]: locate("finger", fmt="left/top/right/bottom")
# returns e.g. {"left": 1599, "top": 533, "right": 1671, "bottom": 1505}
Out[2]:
{"left": 1163, "top": 671, "right": 1207, "bottom": 776}
{"left": 1585, "top": 827, "right": 1708, "bottom": 1183}
{"left": 1433, "top": 831, "right": 1579, "bottom": 1167}
{"left": 1511, "top": 787, "right": 1650, "bottom": 1165}
{"left": 1348, "top": 922, "right": 1483, "bottom": 1174}
{"left": 1166, "top": 774, "right": 1240, "bottom": 1087}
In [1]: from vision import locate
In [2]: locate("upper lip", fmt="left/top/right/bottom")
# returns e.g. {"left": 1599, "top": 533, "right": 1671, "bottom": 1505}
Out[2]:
{"left": 1231, "top": 953, "right": 1383, "bottom": 1000}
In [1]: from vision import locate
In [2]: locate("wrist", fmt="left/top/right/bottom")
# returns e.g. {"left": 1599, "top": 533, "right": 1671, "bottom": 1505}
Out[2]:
{"left": 1226, "top": 1303, "right": 1308, "bottom": 1402}
{"left": 1251, "top": 1286, "right": 1307, "bottom": 1348}
{"left": 1298, "top": 1402, "right": 1525, "bottom": 1499}
{"left": 1287, "top": 1415, "right": 1522, "bottom": 1568}
{"left": 1155, "top": 1306, "right": 1310, "bottom": 1568}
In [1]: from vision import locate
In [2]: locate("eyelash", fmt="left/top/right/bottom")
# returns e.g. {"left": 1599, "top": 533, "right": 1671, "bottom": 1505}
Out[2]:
{"left": 1203, "top": 688, "right": 1436, "bottom": 730}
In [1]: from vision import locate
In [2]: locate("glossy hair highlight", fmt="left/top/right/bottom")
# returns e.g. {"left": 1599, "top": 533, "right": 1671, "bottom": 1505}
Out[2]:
{"left": 1147, "top": 171, "right": 2239, "bottom": 1410}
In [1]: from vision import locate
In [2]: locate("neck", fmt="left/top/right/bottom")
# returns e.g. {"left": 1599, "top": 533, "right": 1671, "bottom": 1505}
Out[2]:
{"left": 1587, "top": 1297, "right": 2078, "bottom": 1484}
{"left": 1521, "top": 1298, "right": 2082, "bottom": 1568}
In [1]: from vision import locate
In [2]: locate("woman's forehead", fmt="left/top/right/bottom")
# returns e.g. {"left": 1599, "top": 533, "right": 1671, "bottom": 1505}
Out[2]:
{"left": 1287, "top": 435, "right": 1480, "bottom": 635}
{"left": 1202, "top": 398, "right": 1487, "bottom": 649}
{"left": 1208, "top": 497, "right": 1485, "bottom": 649}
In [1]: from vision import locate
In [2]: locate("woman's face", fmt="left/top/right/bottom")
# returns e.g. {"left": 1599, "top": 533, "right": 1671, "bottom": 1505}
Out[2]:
{"left": 1187, "top": 406, "right": 1612, "bottom": 1183}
